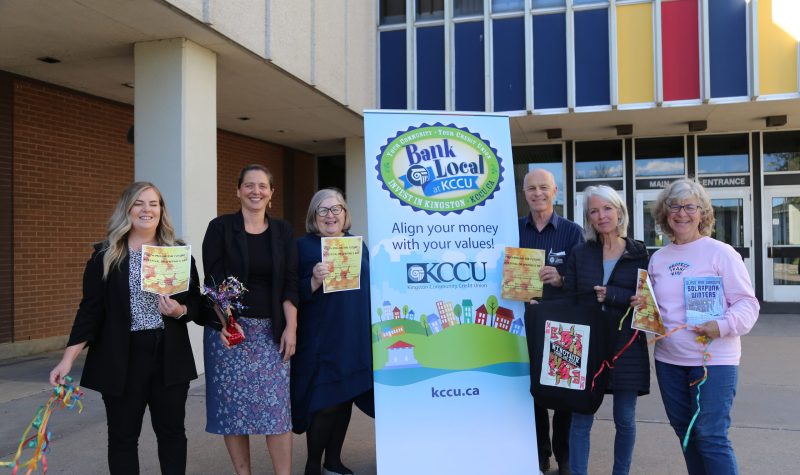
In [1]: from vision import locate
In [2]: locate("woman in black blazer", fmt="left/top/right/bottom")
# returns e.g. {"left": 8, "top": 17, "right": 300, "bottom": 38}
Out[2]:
{"left": 49, "top": 181, "right": 201, "bottom": 475}
{"left": 562, "top": 185, "right": 650, "bottom": 475}
{"left": 202, "top": 164, "right": 298, "bottom": 475}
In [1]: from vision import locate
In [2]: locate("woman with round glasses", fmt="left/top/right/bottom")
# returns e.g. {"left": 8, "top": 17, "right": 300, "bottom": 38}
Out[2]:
{"left": 292, "top": 188, "right": 373, "bottom": 475}
{"left": 641, "top": 178, "right": 758, "bottom": 474}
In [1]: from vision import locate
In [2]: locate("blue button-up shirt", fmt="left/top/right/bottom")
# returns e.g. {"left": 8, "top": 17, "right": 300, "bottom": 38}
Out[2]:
{"left": 518, "top": 211, "right": 584, "bottom": 299}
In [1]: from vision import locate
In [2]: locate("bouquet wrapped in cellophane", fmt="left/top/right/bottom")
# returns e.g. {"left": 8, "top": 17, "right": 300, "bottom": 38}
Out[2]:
{"left": 201, "top": 277, "right": 248, "bottom": 346}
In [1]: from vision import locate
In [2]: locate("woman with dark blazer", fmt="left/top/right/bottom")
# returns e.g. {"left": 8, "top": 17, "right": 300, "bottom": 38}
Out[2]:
{"left": 292, "top": 189, "right": 373, "bottom": 475}
{"left": 202, "top": 164, "right": 298, "bottom": 475}
{"left": 49, "top": 181, "right": 201, "bottom": 475}
{"left": 563, "top": 185, "right": 650, "bottom": 475}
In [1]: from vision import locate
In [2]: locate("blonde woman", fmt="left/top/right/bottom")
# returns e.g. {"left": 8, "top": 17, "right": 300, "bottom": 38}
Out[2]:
{"left": 50, "top": 181, "right": 201, "bottom": 474}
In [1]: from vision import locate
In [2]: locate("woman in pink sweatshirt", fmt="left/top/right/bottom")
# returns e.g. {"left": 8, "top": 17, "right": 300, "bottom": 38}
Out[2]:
{"left": 647, "top": 178, "right": 758, "bottom": 475}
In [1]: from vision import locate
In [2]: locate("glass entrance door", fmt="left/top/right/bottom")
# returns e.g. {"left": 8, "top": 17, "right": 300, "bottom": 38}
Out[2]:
{"left": 707, "top": 189, "right": 753, "bottom": 285}
{"left": 634, "top": 191, "right": 667, "bottom": 252}
{"left": 762, "top": 186, "right": 800, "bottom": 301}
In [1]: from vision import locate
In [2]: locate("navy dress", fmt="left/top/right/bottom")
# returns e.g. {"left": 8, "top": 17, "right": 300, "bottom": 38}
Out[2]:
{"left": 291, "top": 233, "right": 374, "bottom": 434}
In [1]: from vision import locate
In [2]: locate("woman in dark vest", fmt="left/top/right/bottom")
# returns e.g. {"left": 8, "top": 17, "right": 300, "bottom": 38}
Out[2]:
{"left": 563, "top": 185, "right": 650, "bottom": 475}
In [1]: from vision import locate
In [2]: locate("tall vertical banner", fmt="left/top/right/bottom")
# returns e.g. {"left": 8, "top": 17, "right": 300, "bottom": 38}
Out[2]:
{"left": 364, "top": 111, "right": 538, "bottom": 474}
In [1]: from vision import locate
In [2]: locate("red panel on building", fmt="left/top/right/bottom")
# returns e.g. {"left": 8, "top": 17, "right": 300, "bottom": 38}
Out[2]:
{"left": 661, "top": 0, "right": 700, "bottom": 101}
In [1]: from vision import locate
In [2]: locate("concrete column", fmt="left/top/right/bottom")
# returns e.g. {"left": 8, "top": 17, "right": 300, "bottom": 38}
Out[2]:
{"left": 345, "top": 136, "right": 368, "bottom": 243}
{"left": 134, "top": 38, "right": 217, "bottom": 373}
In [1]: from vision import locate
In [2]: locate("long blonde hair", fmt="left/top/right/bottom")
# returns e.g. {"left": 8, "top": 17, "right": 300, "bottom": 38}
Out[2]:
{"left": 102, "top": 182, "right": 177, "bottom": 279}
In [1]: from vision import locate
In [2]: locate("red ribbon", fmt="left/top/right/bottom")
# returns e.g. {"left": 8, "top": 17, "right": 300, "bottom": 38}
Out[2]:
{"left": 590, "top": 329, "right": 640, "bottom": 392}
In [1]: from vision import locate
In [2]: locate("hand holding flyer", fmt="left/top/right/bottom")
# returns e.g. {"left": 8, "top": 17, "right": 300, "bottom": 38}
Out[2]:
{"left": 321, "top": 236, "right": 362, "bottom": 293}
{"left": 501, "top": 247, "right": 545, "bottom": 301}
{"left": 631, "top": 269, "right": 666, "bottom": 335}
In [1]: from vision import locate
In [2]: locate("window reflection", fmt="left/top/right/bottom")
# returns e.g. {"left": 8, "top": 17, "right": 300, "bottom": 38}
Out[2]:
{"left": 575, "top": 140, "right": 623, "bottom": 179}
{"left": 417, "top": 0, "right": 444, "bottom": 21}
{"left": 454, "top": 0, "right": 483, "bottom": 17}
{"left": 697, "top": 134, "right": 750, "bottom": 174}
{"left": 642, "top": 200, "right": 666, "bottom": 247}
{"left": 771, "top": 197, "right": 800, "bottom": 286}
{"left": 763, "top": 131, "right": 800, "bottom": 172}
{"left": 380, "top": 0, "right": 406, "bottom": 25}
{"left": 635, "top": 136, "right": 685, "bottom": 177}
{"left": 711, "top": 199, "right": 743, "bottom": 247}
{"left": 492, "top": 0, "right": 525, "bottom": 13}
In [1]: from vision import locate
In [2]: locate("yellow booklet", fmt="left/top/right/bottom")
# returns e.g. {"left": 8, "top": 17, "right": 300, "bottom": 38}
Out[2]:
{"left": 501, "top": 247, "right": 545, "bottom": 301}
{"left": 631, "top": 269, "right": 666, "bottom": 335}
{"left": 141, "top": 245, "right": 191, "bottom": 296}
{"left": 322, "top": 236, "right": 363, "bottom": 293}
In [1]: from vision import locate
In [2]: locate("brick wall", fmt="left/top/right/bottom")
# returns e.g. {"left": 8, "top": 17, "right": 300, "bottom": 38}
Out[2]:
{"left": 0, "top": 73, "right": 13, "bottom": 343}
{"left": 9, "top": 78, "right": 317, "bottom": 343}
{"left": 217, "top": 130, "right": 316, "bottom": 236}
{"left": 12, "top": 78, "right": 135, "bottom": 341}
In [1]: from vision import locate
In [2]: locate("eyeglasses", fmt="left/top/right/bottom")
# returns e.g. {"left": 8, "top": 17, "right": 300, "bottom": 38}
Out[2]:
{"left": 668, "top": 204, "right": 701, "bottom": 215}
{"left": 317, "top": 205, "right": 344, "bottom": 217}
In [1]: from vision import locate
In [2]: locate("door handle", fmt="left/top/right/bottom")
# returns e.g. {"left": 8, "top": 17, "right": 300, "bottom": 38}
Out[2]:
{"left": 768, "top": 247, "right": 800, "bottom": 259}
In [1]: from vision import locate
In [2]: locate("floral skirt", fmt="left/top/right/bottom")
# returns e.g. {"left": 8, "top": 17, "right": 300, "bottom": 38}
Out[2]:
{"left": 204, "top": 317, "right": 291, "bottom": 435}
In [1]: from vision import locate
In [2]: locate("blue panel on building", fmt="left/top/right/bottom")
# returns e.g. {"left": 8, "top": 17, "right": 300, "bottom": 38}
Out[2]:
{"left": 455, "top": 21, "right": 485, "bottom": 112}
{"left": 574, "top": 9, "right": 610, "bottom": 107}
{"left": 709, "top": 0, "right": 747, "bottom": 98}
{"left": 533, "top": 13, "right": 567, "bottom": 109}
{"left": 380, "top": 30, "right": 407, "bottom": 109}
{"left": 417, "top": 26, "right": 446, "bottom": 110}
{"left": 493, "top": 17, "right": 526, "bottom": 111}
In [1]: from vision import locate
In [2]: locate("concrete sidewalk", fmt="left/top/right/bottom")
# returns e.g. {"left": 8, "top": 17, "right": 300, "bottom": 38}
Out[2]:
{"left": 1, "top": 313, "right": 798, "bottom": 474}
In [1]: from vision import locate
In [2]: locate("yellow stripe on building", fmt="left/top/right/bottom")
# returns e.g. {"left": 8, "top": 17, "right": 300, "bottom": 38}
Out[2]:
{"left": 617, "top": 3, "right": 655, "bottom": 104}
{"left": 759, "top": 0, "right": 799, "bottom": 95}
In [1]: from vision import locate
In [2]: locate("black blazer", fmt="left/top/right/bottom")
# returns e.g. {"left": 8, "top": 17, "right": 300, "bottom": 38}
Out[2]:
{"left": 67, "top": 245, "right": 201, "bottom": 397}
{"left": 201, "top": 211, "right": 298, "bottom": 342}
{"left": 563, "top": 237, "right": 651, "bottom": 395}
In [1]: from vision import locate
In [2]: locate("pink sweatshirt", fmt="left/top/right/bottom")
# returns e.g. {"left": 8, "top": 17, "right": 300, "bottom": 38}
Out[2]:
{"left": 649, "top": 236, "right": 759, "bottom": 366}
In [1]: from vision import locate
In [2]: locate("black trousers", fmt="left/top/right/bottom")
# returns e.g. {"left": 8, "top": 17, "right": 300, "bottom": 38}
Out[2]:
{"left": 102, "top": 329, "right": 190, "bottom": 475}
{"left": 534, "top": 401, "right": 572, "bottom": 465}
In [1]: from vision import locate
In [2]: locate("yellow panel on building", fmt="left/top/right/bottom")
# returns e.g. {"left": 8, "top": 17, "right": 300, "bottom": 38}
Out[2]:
{"left": 617, "top": 3, "right": 655, "bottom": 104}
{"left": 758, "top": 0, "right": 799, "bottom": 95}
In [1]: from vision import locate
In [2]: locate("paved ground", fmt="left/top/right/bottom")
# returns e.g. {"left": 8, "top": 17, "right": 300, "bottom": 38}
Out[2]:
{"left": 1, "top": 313, "right": 798, "bottom": 474}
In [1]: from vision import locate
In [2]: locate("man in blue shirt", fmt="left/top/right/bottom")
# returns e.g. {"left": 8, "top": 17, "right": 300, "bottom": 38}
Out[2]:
{"left": 519, "top": 169, "right": 584, "bottom": 475}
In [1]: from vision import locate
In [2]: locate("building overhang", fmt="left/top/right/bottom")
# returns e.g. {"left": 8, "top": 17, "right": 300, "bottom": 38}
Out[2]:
{"left": 0, "top": 0, "right": 364, "bottom": 155}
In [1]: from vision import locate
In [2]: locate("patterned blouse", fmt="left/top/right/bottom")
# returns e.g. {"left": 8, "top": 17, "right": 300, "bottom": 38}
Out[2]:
{"left": 128, "top": 248, "right": 164, "bottom": 331}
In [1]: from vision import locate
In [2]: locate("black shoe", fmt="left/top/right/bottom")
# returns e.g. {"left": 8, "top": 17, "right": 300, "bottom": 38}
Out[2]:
{"left": 558, "top": 461, "right": 571, "bottom": 475}
{"left": 322, "top": 463, "right": 354, "bottom": 475}
{"left": 539, "top": 457, "right": 551, "bottom": 472}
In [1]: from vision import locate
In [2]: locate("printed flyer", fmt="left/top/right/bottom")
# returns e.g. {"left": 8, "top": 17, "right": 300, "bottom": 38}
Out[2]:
{"left": 631, "top": 269, "right": 666, "bottom": 335}
{"left": 141, "top": 245, "right": 191, "bottom": 296}
{"left": 321, "top": 236, "right": 363, "bottom": 293}
{"left": 501, "top": 247, "right": 545, "bottom": 301}
{"left": 365, "top": 111, "right": 538, "bottom": 475}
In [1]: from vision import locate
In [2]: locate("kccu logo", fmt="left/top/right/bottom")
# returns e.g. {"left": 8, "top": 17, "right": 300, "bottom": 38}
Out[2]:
{"left": 406, "top": 262, "right": 488, "bottom": 284}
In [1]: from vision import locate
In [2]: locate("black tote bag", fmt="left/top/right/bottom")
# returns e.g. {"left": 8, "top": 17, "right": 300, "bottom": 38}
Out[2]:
{"left": 524, "top": 299, "right": 617, "bottom": 415}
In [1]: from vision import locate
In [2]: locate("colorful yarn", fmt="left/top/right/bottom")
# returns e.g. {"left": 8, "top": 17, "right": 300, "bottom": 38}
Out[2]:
{"left": 0, "top": 377, "right": 84, "bottom": 474}
{"left": 682, "top": 338, "right": 714, "bottom": 452}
